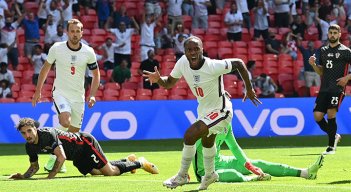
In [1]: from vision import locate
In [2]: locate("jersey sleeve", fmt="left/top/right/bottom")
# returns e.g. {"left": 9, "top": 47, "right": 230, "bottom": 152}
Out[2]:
{"left": 87, "top": 47, "right": 98, "bottom": 70}
{"left": 46, "top": 43, "right": 57, "bottom": 65}
{"left": 211, "top": 59, "right": 233, "bottom": 76}
{"left": 170, "top": 57, "right": 184, "bottom": 79}
{"left": 25, "top": 144, "right": 38, "bottom": 162}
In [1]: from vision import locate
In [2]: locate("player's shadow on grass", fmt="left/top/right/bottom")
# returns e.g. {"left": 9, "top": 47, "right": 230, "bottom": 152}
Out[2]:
{"left": 182, "top": 182, "right": 202, "bottom": 192}
{"left": 327, "top": 180, "right": 351, "bottom": 184}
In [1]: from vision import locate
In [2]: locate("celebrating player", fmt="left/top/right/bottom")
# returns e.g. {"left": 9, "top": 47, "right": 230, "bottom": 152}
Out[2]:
{"left": 193, "top": 124, "right": 324, "bottom": 182}
{"left": 32, "top": 19, "right": 100, "bottom": 171}
{"left": 143, "top": 36, "right": 261, "bottom": 190}
{"left": 309, "top": 24, "right": 351, "bottom": 155}
{"left": 9, "top": 118, "right": 159, "bottom": 180}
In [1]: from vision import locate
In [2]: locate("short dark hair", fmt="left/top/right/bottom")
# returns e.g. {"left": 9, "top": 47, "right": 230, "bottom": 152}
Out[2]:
{"left": 184, "top": 36, "right": 203, "bottom": 48}
{"left": 67, "top": 18, "right": 83, "bottom": 31}
{"left": 16, "top": 118, "right": 40, "bottom": 131}
{"left": 328, "top": 24, "right": 340, "bottom": 33}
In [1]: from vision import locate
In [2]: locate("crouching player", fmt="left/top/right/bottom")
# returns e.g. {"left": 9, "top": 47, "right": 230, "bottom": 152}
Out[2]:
{"left": 9, "top": 118, "right": 159, "bottom": 179}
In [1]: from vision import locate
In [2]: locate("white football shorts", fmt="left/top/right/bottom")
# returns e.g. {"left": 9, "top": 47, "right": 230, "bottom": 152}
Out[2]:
{"left": 53, "top": 93, "right": 85, "bottom": 129}
{"left": 199, "top": 109, "right": 233, "bottom": 137}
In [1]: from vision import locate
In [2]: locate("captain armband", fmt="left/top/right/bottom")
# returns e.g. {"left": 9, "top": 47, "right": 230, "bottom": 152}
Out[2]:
{"left": 87, "top": 62, "right": 98, "bottom": 70}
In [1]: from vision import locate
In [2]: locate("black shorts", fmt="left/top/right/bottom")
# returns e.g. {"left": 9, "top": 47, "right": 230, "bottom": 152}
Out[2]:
{"left": 313, "top": 91, "right": 345, "bottom": 113}
{"left": 73, "top": 133, "right": 108, "bottom": 175}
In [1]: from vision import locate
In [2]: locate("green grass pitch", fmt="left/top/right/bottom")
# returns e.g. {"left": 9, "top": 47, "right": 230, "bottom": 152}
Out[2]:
{"left": 0, "top": 136, "right": 350, "bottom": 192}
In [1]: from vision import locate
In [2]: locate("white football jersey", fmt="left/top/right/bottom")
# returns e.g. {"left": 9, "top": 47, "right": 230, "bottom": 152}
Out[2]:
{"left": 46, "top": 41, "right": 97, "bottom": 102}
{"left": 170, "top": 56, "right": 233, "bottom": 118}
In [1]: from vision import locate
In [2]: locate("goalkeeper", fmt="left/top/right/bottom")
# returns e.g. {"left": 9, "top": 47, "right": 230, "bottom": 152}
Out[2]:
{"left": 192, "top": 124, "right": 324, "bottom": 182}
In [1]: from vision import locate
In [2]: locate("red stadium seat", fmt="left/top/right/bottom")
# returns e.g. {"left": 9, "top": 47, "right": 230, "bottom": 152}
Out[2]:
{"left": 16, "top": 97, "right": 32, "bottom": 102}
{"left": 218, "top": 41, "right": 232, "bottom": 48}
{"left": 153, "top": 88, "right": 169, "bottom": 96}
{"left": 233, "top": 41, "right": 247, "bottom": 48}
{"left": 103, "top": 95, "right": 118, "bottom": 101}
{"left": 218, "top": 48, "right": 232, "bottom": 59}
{"left": 119, "top": 89, "right": 136, "bottom": 97}
{"left": 294, "top": 80, "right": 308, "bottom": 97}
{"left": 118, "top": 95, "right": 135, "bottom": 101}
{"left": 168, "top": 95, "right": 185, "bottom": 100}
{"left": 278, "top": 74, "right": 294, "bottom": 95}
{"left": 122, "top": 82, "right": 139, "bottom": 90}
{"left": 136, "top": 95, "right": 151, "bottom": 100}
{"left": 309, "top": 86, "right": 320, "bottom": 97}
{"left": 104, "top": 82, "right": 121, "bottom": 90}
{"left": 21, "top": 84, "right": 36, "bottom": 91}
{"left": 136, "top": 88, "right": 152, "bottom": 96}
{"left": 0, "top": 98, "right": 15, "bottom": 103}
{"left": 103, "top": 89, "right": 119, "bottom": 97}
{"left": 152, "top": 94, "right": 168, "bottom": 100}
{"left": 170, "top": 88, "right": 187, "bottom": 96}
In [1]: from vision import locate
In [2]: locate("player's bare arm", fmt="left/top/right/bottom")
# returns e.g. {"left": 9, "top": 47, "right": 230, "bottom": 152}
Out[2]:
{"left": 9, "top": 161, "right": 39, "bottom": 179}
{"left": 308, "top": 54, "right": 323, "bottom": 75}
{"left": 336, "top": 74, "right": 351, "bottom": 87}
{"left": 32, "top": 61, "right": 52, "bottom": 107}
{"left": 47, "top": 145, "right": 66, "bottom": 179}
{"left": 230, "top": 59, "right": 262, "bottom": 106}
{"left": 88, "top": 68, "right": 100, "bottom": 108}
{"left": 143, "top": 66, "right": 179, "bottom": 89}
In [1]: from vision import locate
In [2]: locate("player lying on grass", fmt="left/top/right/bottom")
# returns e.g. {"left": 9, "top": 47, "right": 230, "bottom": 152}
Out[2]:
{"left": 192, "top": 124, "right": 324, "bottom": 182}
{"left": 9, "top": 118, "right": 159, "bottom": 179}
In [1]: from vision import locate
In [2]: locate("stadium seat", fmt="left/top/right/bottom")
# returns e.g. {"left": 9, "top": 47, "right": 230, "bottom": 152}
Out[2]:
{"left": 204, "top": 34, "right": 220, "bottom": 41}
{"left": 170, "top": 88, "right": 187, "bottom": 96}
{"left": 174, "top": 79, "right": 188, "bottom": 89}
{"left": 152, "top": 94, "right": 168, "bottom": 100}
{"left": 21, "top": 84, "right": 36, "bottom": 91}
{"left": 224, "top": 74, "right": 238, "bottom": 82}
{"left": 182, "top": 15, "right": 192, "bottom": 29}
{"left": 233, "top": 41, "right": 247, "bottom": 48}
{"left": 103, "top": 95, "right": 118, "bottom": 101}
{"left": 192, "top": 28, "right": 206, "bottom": 35}
{"left": 42, "top": 84, "right": 53, "bottom": 91}
{"left": 233, "top": 47, "right": 248, "bottom": 56}
{"left": 208, "top": 21, "right": 221, "bottom": 29}
{"left": 248, "top": 41, "right": 264, "bottom": 48}
{"left": 294, "top": 80, "right": 308, "bottom": 97}
{"left": 168, "top": 95, "right": 185, "bottom": 100}
{"left": 24, "top": 2, "right": 39, "bottom": 13}
{"left": 153, "top": 88, "right": 169, "bottom": 96}
{"left": 345, "top": 86, "right": 351, "bottom": 96}
{"left": 218, "top": 41, "right": 232, "bottom": 48}
{"left": 104, "top": 82, "right": 121, "bottom": 90}
{"left": 218, "top": 48, "right": 232, "bottom": 59}
{"left": 136, "top": 95, "right": 151, "bottom": 100}
{"left": 103, "top": 89, "right": 119, "bottom": 97}
{"left": 274, "top": 93, "right": 285, "bottom": 98}
{"left": 186, "top": 93, "right": 197, "bottom": 100}
{"left": 12, "top": 71, "right": 22, "bottom": 79}
{"left": 136, "top": 88, "right": 152, "bottom": 96}
{"left": 12, "top": 84, "right": 20, "bottom": 92}
{"left": 16, "top": 97, "right": 32, "bottom": 102}
{"left": 0, "top": 98, "right": 15, "bottom": 103}
{"left": 278, "top": 74, "right": 294, "bottom": 95}
{"left": 119, "top": 89, "right": 136, "bottom": 97}
{"left": 122, "top": 82, "right": 139, "bottom": 90}
{"left": 304, "top": 27, "right": 319, "bottom": 41}
{"left": 309, "top": 86, "right": 320, "bottom": 97}
{"left": 249, "top": 54, "right": 263, "bottom": 61}
{"left": 248, "top": 47, "right": 263, "bottom": 55}
{"left": 80, "top": 15, "right": 98, "bottom": 29}
{"left": 118, "top": 95, "right": 135, "bottom": 101}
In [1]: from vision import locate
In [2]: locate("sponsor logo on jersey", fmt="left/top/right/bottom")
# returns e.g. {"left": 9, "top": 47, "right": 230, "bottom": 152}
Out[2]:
{"left": 71, "top": 55, "right": 77, "bottom": 63}
{"left": 327, "top": 53, "right": 334, "bottom": 57}
{"left": 194, "top": 75, "right": 200, "bottom": 83}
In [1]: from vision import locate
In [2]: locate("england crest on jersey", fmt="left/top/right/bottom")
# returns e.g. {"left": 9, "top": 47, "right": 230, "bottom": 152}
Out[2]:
{"left": 194, "top": 75, "right": 200, "bottom": 83}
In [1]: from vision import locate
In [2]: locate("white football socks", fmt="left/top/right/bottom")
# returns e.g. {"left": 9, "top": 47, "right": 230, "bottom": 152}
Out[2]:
{"left": 178, "top": 144, "right": 196, "bottom": 176}
{"left": 203, "top": 144, "right": 216, "bottom": 177}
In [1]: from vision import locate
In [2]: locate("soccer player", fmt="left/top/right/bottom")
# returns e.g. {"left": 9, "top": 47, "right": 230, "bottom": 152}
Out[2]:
{"left": 143, "top": 36, "right": 261, "bottom": 190}
{"left": 9, "top": 118, "right": 159, "bottom": 180}
{"left": 193, "top": 124, "right": 324, "bottom": 182}
{"left": 32, "top": 19, "right": 100, "bottom": 171}
{"left": 309, "top": 24, "right": 351, "bottom": 155}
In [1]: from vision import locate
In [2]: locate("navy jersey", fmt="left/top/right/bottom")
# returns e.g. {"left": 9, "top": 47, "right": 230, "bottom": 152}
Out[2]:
{"left": 318, "top": 44, "right": 351, "bottom": 92}
{"left": 25, "top": 128, "right": 85, "bottom": 162}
